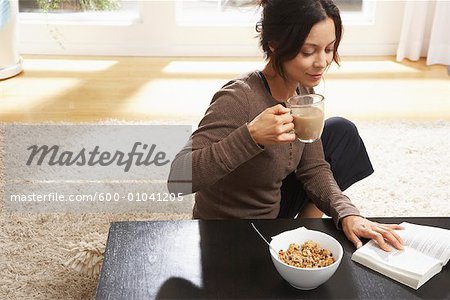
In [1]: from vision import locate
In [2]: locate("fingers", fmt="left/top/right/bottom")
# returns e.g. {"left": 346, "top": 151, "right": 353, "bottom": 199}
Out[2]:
{"left": 279, "top": 121, "right": 294, "bottom": 133}
{"left": 377, "top": 223, "right": 404, "bottom": 250}
{"left": 380, "top": 223, "right": 405, "bottom": 230}
{"left": 342, "top": 217, "right": 407, "bottom": 252}
{"left": 268, "top": 104, "right": 290, "bottom": 115}
{"left": 360, "top": 228, "right": 391, "bottom": 252}
{"left": 249, "top": 104, "right": 295, "bottom": 145}
{"left": 274, "top": 112, "right": 294, "bottom": 142}
{"left": 346, "top": 230, "right": 363, "bottom": 249}
{"left": 373, "top": 227, "right": 403, "bottom": 251}
{"left": 357, "top": 222, "right": 405, "bottom": 252}
{"left": 276, "top": 132, "right": 296, "bottom": 143}
{"left": 276, "top": 112, "right": 293, "bottom": 124}
{"left": 373, "top": 227, "right": 404, "bottom": 250}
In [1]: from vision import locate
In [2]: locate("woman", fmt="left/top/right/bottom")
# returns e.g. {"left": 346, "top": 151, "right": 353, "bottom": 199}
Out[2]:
{"left": 169, "top": 0, "right": 403, "bottom": 252}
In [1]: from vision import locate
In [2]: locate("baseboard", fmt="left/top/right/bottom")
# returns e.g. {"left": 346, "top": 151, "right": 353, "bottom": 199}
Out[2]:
{"left": 18, "top": 42, "right": 398, "bottom": 57}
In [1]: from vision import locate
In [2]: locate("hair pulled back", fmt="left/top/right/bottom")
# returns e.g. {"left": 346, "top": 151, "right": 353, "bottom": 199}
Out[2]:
{"left": 257, "top": 0, "right": 342, "bottom": 79}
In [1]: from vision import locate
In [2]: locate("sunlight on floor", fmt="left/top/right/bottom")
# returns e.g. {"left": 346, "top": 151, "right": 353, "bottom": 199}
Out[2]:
{"left": 1, "top": 56, "right": 448, "bottom": 122}
{"left": 23, "top": 58, "right": 119, "bottom": 72}
{"left": 162, "top": 59, "right": 422, "bottom": 76}
{"left": 328, "top": 60, "right": 420, "bottom": 74}
{"left": 121, "top": 79, "right": 223, "bottom": 116}
{"left": 163, "top": 61, "right": 264, "bottom": 75}
{"left": 0, "top": 78, "right": 82, "bottom": 113}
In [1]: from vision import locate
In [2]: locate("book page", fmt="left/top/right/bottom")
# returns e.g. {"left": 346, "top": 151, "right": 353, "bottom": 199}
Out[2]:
{"left": 397, "top": 222, "right": 450, "bottom": 265}
{"left": 353, "top": 240, "right": 441, "bottom": 277}
{"left": 352, "top": 222, "right": 449, "bottom": 289}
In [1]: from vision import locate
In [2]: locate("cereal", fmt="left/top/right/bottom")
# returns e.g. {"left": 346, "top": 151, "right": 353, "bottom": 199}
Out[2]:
{"left": 278, "top": 240, "right": 335, "bottom": 268}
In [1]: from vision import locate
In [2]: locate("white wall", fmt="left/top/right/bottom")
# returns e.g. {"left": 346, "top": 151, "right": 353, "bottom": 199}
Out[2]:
{"left": 340, "top": 1, "right": 406, "bottom": 56}
{"left": 18, "top": 0, "right": 406, "bottom": 57}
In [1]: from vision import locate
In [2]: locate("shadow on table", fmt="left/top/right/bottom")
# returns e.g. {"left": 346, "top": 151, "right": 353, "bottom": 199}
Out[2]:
{"left": 155, "top": 277, "right": 204, "bottom": 299}
{"left": 155, "top": 219, "right": 355, "bottom": 299}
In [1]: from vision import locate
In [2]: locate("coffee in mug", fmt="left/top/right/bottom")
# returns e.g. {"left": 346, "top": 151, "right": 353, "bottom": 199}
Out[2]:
{"left": 287, "top": 94, "right": 325, "bottom": 143}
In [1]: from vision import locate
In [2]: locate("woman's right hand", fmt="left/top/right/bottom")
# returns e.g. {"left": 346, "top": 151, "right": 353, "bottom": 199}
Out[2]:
{"left": 247, "top": 104, "right": 295, "bottom": 146}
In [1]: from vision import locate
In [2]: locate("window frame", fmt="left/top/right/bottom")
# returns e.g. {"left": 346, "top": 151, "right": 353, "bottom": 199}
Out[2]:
{"left": 17, "top": 0, "right": 404, "bottom": 57}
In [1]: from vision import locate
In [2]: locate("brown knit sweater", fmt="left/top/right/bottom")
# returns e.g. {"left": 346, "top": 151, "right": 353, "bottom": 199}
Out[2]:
{"left": 168, "top": 71, "right": 360, "bottom": 227}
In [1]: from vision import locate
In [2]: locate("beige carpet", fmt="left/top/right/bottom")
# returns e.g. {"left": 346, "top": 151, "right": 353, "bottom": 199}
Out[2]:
{"left": 0, "top": 120, "right": 449, "bottom": 299}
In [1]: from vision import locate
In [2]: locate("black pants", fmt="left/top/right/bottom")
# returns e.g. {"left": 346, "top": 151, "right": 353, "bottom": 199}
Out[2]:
{"left": 277, "top": 117, "right": 374, "bottom": 218}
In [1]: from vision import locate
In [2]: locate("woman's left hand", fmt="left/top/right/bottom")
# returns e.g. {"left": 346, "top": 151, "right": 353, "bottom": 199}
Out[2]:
{"left": 341, "top": 215, "right": 404, "bottom": 252}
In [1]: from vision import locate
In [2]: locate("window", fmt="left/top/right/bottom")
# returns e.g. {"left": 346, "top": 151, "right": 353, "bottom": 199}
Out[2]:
{"left": 177, "top": 0, "right": 375, "bottom": 26}
{"left": 19, "top": 0, "right": 121, "bottom": 12}
{"left": 17, "top": 1, "right": 404, "bottom": 57}
{"left": 336, "top": 0, "right": 376, "bottom": 25}
{"left": 18, "top": 0, "right": 140, "bottom": 25}
{"left": 177, "top": 0, "right": 260, "bottom": 26}
{"left": 335, "top": 0, "right": 363, "bottom": 11}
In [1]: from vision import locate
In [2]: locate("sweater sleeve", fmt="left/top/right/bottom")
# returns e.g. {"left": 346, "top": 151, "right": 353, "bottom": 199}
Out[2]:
{"left": 295, "top": 140, "right": 361, "bottom": 228}
{"left": 168, "top": 81, "right": 264, "bottom": 194}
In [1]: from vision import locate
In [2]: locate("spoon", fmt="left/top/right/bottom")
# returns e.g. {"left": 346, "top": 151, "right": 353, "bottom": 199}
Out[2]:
{"left": 251, "top": 222, "right": 277, "bottom": 254}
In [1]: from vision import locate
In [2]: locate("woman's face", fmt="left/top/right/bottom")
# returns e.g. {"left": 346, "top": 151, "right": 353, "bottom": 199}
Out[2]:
{"left": 283, "top": 17, "right": 336, "bottom": 88}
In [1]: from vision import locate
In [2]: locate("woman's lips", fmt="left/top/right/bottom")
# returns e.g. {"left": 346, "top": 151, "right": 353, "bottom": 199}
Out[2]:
{"left": 308, "top": 73, "right": 322, "bottom": 81}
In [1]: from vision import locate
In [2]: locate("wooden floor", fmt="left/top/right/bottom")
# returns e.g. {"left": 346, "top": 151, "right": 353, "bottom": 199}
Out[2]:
{"left": 0, "top": 55, "right": 449, "bottom": 123}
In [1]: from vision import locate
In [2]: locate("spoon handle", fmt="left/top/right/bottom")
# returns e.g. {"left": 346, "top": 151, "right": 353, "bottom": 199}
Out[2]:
{"left": 251, "top": 222, "right": 277, "bottom": 253}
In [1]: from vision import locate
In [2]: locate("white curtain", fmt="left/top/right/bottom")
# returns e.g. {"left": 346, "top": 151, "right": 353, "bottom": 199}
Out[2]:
{"left": 396, "top": 0, "right": 450, "bottom": 66}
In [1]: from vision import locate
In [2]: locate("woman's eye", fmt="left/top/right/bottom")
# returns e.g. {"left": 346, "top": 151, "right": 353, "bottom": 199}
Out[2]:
{"left": 325, "top": 48, "right": 334, "bottom": 53}
{"left": 302, "top": 51, "right": 314, "bottom": 56}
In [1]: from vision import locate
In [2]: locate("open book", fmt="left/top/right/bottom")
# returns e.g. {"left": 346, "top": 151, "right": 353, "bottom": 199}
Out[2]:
{"left": 351, "top": 222, "right": 450, "bottom": 290}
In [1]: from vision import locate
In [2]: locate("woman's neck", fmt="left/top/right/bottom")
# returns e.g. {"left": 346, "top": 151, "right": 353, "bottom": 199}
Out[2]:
{"left": 262, "top": 64, "right": 298, "bottom": 102}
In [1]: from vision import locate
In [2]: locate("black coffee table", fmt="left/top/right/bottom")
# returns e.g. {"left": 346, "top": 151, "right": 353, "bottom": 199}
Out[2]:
{"left": 96, "top": 217, "right": 449, "bottom": 299}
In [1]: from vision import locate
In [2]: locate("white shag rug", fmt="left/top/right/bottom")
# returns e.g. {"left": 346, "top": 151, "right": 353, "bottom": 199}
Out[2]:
{"left": 0, "top": 120, "right": 449, "bottom": 300}
{"left": 345, "top": 120, "right": 450, "bottom": 217}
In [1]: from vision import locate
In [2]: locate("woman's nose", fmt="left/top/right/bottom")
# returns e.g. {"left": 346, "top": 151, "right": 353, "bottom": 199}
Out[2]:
{"left": 313, "top": 52, "right": 327, "bottom": 68}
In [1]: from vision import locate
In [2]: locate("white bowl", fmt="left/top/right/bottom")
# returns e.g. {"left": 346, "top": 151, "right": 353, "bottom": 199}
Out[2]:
{"left": 269, "top": 228, "right": 343, "bottom": 290}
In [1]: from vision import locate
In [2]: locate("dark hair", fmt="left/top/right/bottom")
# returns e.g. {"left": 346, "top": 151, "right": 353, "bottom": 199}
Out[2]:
{"left": 257, "top": 0, "right": 342, "bottom": 79}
